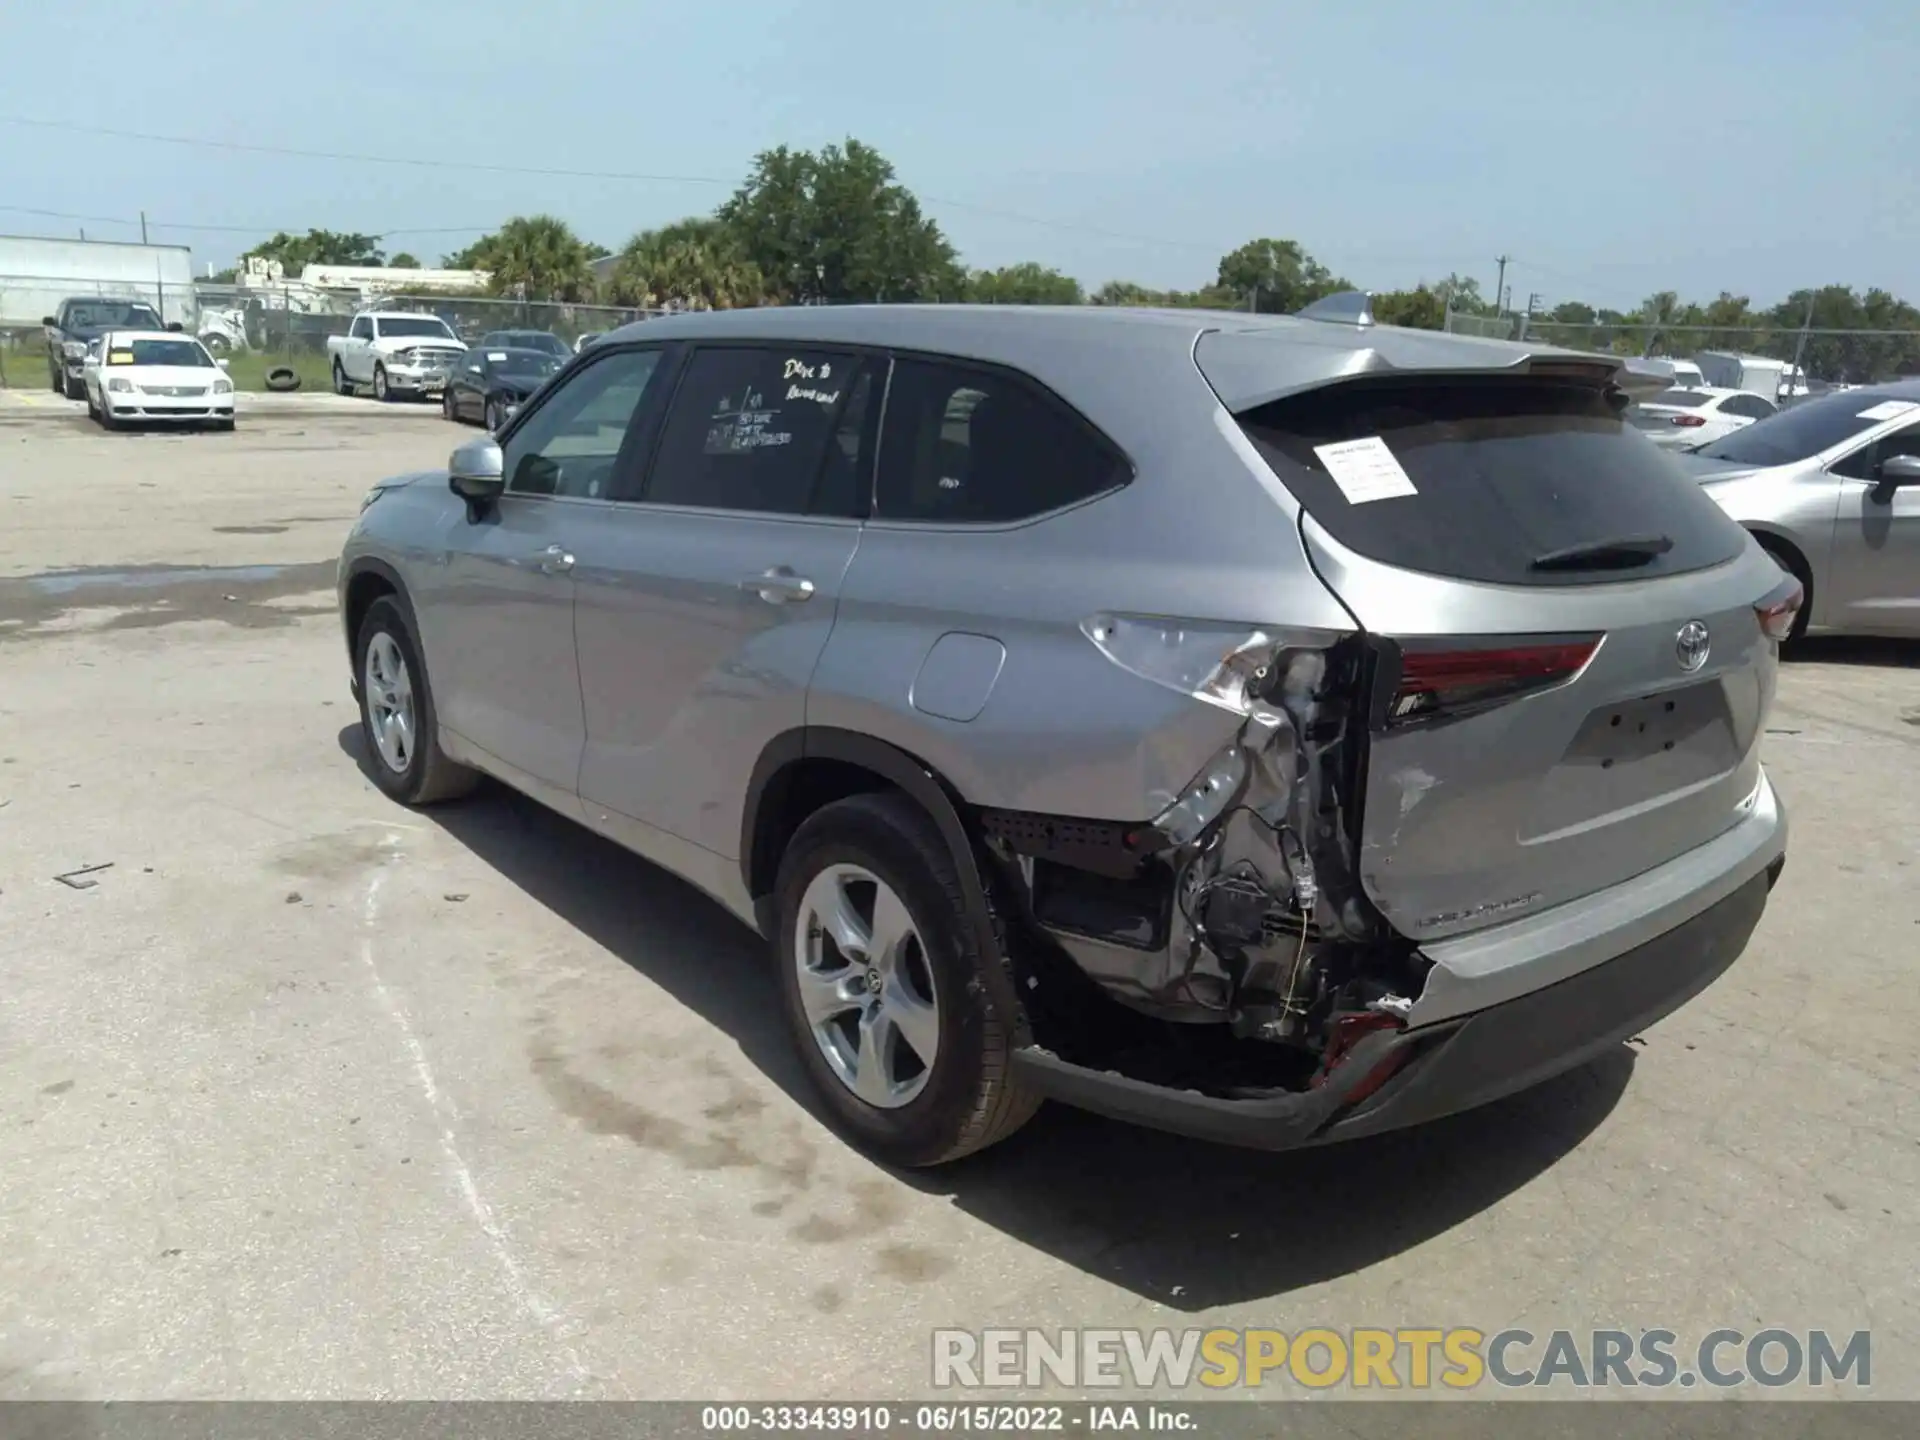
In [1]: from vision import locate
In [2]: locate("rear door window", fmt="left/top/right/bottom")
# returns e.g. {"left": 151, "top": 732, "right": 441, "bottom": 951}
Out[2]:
{"left": 642, "top": 345, "right": 862, "bottom": 516}
{"left": 1238, "top": 377, "right": 1748, "bottom": 587}
{"left": 874, "top": 358, "right": 1128, "bottom": 524}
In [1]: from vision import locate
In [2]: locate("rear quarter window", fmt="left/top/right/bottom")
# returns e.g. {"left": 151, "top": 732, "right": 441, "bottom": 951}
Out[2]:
{"left": 1238, "top": 377, "right": 1748, "bottom": 587}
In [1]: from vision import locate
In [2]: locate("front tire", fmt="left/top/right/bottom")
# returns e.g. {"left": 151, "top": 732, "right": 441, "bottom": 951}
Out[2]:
{"left": 61, "top": 373, "right": 83, "bottom": 401}
{"left": 333, "top": 359, "right": 353, "bottom": 396}
{"left": 774, "top": 793, "right": 1039, "bottom": 1167}
{"left": 373, "top": 365, "right": 391, "bottom": 402}
{"left": 443, "top": 388, "right": 458, "bottom": 423}
{"left": 485, "top": 397, "right": 503, "bottom": 432}
{"left": 354, "top": 596, "right": 479, "bottom": 805}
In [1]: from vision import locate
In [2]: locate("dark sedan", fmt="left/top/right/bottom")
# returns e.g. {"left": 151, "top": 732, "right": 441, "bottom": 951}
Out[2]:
{"left": 475, "top": 329, "right": 572, "bottom": 362}
{"left": 442, "top": 347, "right": 563, "bottom": 430}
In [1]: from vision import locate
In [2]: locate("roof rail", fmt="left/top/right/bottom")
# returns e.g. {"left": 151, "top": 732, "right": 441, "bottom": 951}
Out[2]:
{"left": 1294, "top": 290, "right": 1375, "bottom": 328}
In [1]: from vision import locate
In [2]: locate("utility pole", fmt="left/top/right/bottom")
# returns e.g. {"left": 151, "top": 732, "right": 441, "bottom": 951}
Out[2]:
{"left": 1494, "top": 255, "right": 1511, "bottom": 315}
{"left": 140, "top": 211, "right": 148, "bottom": 244}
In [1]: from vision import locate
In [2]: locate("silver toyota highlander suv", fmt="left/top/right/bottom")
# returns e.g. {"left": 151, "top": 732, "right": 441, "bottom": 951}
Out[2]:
{"left": 337, "top": 297, "right": 1797, "bottom": 1167}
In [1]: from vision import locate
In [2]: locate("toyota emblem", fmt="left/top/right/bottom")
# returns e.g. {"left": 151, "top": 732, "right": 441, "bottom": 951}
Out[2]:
{"left": 1675, "top": 620, "right": 1711, "bottom": 673}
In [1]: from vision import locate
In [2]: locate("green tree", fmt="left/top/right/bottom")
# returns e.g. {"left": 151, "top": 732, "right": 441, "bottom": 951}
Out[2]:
{"left": 457, "top": 215, "right": 599, "bottom": 301}
{"left": 1214, "top": 237, "right": 1347, "bottom": 313}
{"left": 1091, "top": 280, "right": 1164, "bottom": 307}
{"left": 388, "top": 251, "right": 420, "bottom": 269}
{"left": 717, "top": 140, "right": 964, "bottom": 303}
{"left": 1372, "top": 285, "right": 1448, "bottom": 330}
{"left": 966, "top": 263, "right": 1084, "bottom": 305}
{"left": 241, "top": 229, "right": 384, "bottom": 272}
{"left": 608, "top": 217, "right": 766, "bottom": 310}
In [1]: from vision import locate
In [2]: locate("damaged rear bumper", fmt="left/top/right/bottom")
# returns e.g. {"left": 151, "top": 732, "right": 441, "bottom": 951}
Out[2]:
{"left": 1011, "top": 858, "right": 1777, "bottom": 1153}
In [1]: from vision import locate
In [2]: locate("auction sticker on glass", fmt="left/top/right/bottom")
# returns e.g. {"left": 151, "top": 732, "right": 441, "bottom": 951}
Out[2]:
{"left": 1311, "top": 436, "right": 1418, "bottom": 504}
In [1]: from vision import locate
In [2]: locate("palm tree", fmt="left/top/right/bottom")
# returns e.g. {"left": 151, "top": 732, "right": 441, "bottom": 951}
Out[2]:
{"left": 475, "top": 216, "right": 597, "bottom": 302}
{"left": 608, "top": 218, "right": 767, "bottom": 311}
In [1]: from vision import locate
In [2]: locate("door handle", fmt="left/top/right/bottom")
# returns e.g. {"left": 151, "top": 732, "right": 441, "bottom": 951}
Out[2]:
{"left": 537, "top": 543, "right": 575, "bottom": 575}
{"left": 741, "top": 566, "right": 816, "bottom": 604}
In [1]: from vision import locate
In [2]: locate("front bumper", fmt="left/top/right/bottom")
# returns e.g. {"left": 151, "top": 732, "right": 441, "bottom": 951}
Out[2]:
{"left": 383, "top": 365, "right": 451, "bottom": 392}
{"left": 1013, "top": 850, "right": 1780, "bottom": 1153}
{"left": 106, "top": 398, "right": 234, "bottom": 421}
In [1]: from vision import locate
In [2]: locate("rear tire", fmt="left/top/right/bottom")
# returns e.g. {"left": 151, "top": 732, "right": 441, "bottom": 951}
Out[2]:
{"left": 353, "top": 596, "right": 480, "bottom": 806}
{"left": 774, "top": 792, "right": 1039, "bottom": 1167}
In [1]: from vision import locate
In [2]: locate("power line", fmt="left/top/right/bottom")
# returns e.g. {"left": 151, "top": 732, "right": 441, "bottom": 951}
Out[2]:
{"left": 0, "top": 203, "right": 494, "bottom": 240}
{"left": 0, "top": 113, "right": 1232, "bottom": 257}
{"left": 0, "top": 112, "right": 1575, "bottom": 282}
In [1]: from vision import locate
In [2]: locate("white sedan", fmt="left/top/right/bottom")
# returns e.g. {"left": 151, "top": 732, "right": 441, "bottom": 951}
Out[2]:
{"left": 81, "top": 330, "right": 236, "bottom": 431}
{"left": 1629, "top": 386, "right": 1777, "bottom": 451}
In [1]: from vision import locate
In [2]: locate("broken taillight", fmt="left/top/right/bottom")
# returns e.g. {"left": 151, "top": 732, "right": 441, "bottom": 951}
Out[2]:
{"left": 1080, "top": 613, "right": 1346, "bottom": 715}
{"left": 1754, "top": 574, "right": 1804, "bottom": 643}
{"left": 1384, "top": 638, "right": 1602, "bottom": 727}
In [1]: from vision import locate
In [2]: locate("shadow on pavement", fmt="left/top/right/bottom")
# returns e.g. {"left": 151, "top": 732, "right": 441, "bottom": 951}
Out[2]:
{"left": 340, "top": 726, "right": 1632, "bottom": 1308}
{"left": 1783, "top": 634, "right": 1919, "bottom": 668}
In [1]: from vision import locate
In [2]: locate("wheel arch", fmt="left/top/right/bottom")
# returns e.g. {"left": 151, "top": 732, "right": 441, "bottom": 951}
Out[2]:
{"left": 341, "top": 557, "right": 413, "bottom": 670}
{"left": 742, "top": 727, "right": 1031, "bottom": 1043}
{"left": 1744, "top": 524, "right": 1815, "bottom": 623}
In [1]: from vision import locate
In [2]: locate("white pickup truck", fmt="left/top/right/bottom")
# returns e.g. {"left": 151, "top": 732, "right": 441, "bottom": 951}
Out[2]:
{"left": 326, "top": 311, "right": 467, "bottom": 401}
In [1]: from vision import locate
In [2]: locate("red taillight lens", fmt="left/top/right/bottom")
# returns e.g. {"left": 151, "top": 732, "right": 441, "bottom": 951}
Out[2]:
{"left": 1387, "top": 638, "right": 1602, "bottom": 726}
{"left": 1755, "top": 575, "right": 1804, "bottom": 642}
{"left": 1671, "top": 414, "right": 1707, "bottom": 427}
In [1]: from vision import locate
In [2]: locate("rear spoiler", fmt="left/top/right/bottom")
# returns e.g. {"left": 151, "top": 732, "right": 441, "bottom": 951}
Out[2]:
{"left": 1197, "top": 299, "right": 1677, "bottom": 413}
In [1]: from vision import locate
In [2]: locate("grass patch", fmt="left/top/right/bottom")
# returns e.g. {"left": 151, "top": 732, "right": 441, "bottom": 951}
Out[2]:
{"left": 219, "top": 350, "right": 338, "bottom": 394}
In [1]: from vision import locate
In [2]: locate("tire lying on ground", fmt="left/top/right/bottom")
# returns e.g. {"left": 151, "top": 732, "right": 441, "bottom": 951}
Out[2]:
{"left": 263, "top": 366, "right": 301, "bottom": 392}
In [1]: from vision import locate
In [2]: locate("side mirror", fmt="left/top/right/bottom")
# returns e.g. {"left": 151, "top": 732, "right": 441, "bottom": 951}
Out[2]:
{"left": 449, "top": 437, "right": 506, "bottom": 518}
{"left": 216, "top": 358, "right": 230, "bottom": 371}
{"left": 41, "top": 315, "right": 57, "bottom": 328}
{"left": 1876, "top": 454, "right": 1920, "bottom": 486}
{"left": 165, "top": 321, "right": 184, "bottom": 333}
{"left": 1871, "top": 452, "right": 1920, "bottom": 501}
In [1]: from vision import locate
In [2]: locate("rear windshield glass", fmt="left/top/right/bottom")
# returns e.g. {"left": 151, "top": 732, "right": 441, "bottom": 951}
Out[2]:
{"left": 1649, "top": 388, "right": 1710, "bottom": 407}
{"left": 1693, "top": 387, "right": 1909, "bottom": 464}
{"left": 1238, "top": 378, "right": 1748, "bottom": 587}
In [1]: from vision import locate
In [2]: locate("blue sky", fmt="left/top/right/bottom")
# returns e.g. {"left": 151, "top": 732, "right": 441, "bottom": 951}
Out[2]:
{"left": 3, "top": 0, "right": 1916, "bottom": 310}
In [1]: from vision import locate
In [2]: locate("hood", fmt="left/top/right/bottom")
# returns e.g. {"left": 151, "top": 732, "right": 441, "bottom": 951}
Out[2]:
{"left": 374, "top": 334, "right": 463, "bottom": 352}
{"left": 1675, "top": 452, "right": 1763, "bottom": 483}
{"left": 108, "top": 365, "right": 224, "bottom": 386}
{"left": 370, "top": 470, "right": 438, "bottom": 495}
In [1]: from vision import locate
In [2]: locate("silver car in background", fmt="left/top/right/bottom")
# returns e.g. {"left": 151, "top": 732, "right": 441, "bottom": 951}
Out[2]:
{"left": 1684, "top": 381, "right": 1920, "bottom": 639}
{"left": 338, "top": 298, "right": 1796, "bottom": 1166}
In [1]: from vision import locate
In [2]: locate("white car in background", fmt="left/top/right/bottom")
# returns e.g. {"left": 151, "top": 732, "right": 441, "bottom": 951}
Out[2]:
{"left": 81, "top": 331, "right": 236, "bottom": 432}
{"left": 1629, "top": 386, "right": 1776, "bottom": 451}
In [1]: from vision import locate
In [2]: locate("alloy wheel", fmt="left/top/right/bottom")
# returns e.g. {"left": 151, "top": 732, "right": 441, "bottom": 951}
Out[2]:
{"left": 793, "top": 864, "right": 940, "bottom": 1109}
{"left": 363, "top": 631, "right": 416, "bottom": 775}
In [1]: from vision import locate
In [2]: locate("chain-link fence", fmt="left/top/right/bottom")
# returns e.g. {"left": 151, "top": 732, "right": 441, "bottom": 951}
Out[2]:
{"left": 1444, "top": 311, "right": 1920, "bottom": 389}
{"left": 2, "top": 273, "right": 668, "bottom": 391}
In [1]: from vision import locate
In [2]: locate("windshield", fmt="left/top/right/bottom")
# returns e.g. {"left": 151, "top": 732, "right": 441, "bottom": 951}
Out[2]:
{"left": 68, "top": 302, "right": 163, "bottom": 330}
{"left": 109, "top": 339, "right": 213, "bottom": 367}
{"left": 490, "top": 350, "right": 560, "bottom": 377}
{"left": 376, "top": 317, "right": 457, "bottom": 340}
{"left": 1693, "top": 388, "right": 1914, "bottom": 464}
